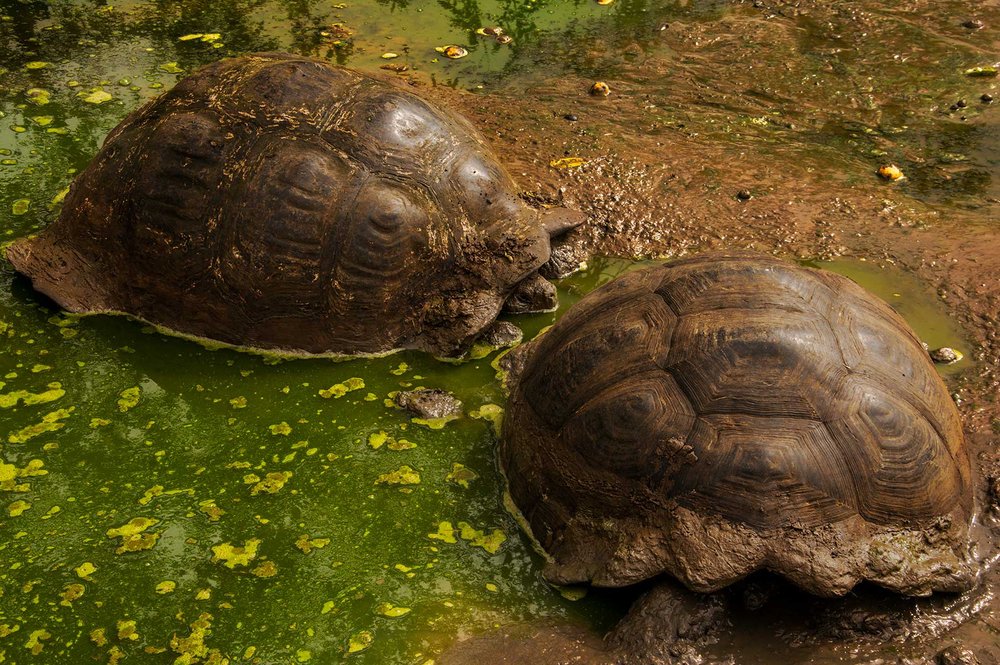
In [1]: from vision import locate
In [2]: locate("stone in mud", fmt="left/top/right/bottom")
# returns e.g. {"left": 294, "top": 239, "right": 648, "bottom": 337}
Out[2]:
{"left": 930, "top": 347, "right": 963, "bottom": 364}
{"left": 502, "top": 252, "right": 976, "bottom": 597}
{"left": 540, "top": 241, "right": 588, "bottom": 280}
{"left": 394, "top": 389, "right": 463, "bottom": 420}
{"left": 605, "top": 582, "right": 728, "bottom": 665}
{"left": 479, "top": 320, "right": 523, "bottom": 349}
{"left": 937, "top": 646, "right": 979, "bottom": 665}
{"left": 5, "top": 53, "right": 585, "bottom": 358}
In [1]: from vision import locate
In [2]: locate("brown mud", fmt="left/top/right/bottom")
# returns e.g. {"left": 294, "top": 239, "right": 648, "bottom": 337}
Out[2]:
{"left": 417, "top": 0, "right": 1000, "bottom": 662}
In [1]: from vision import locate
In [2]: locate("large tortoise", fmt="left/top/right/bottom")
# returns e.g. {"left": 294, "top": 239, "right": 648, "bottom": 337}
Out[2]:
{"left": 6, "top": 53, "right": 582, "bottom": 356}
{"left": 501, "top": 253, "right": 976, "bottom": 598}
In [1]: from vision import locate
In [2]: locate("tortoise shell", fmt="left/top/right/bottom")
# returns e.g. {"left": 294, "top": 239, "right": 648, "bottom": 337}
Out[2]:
{"left": 6, "top": 53, "right": 581, "bottom": 356}
{"left": 501, "top": 253, "right": 975, "bottom": 597}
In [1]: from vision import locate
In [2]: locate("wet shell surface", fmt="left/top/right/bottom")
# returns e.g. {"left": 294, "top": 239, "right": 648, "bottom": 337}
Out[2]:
{"left": 501, "top": 252, "right": 976, "bottom": 597}
{"left": 6, "top": 53, "right": 584, "bottom": 357}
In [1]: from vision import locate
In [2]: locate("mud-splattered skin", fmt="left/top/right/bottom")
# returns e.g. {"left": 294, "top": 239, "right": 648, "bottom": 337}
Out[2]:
{"left": 6, "top": 53, "right": 582, "bottom": 357}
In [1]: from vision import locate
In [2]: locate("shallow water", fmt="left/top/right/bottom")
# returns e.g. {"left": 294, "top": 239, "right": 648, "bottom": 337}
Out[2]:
{"left": 0, "top": 1, "right": 987, "bottom": 662}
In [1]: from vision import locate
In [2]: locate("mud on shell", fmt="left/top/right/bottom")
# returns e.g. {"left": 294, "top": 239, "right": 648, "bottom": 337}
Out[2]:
{"left": 500, "top": 251, "right": 976, "bottom": 598}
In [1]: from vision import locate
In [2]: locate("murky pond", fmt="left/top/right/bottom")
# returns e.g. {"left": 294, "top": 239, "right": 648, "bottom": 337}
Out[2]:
{"left": 0, "top": 0, "right": 989, "bottom": 663}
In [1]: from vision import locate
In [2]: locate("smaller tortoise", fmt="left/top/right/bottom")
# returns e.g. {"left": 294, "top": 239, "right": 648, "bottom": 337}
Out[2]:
{"left": 6, "top": 53, "right": 582, "bottom": 357}
{"left": 501, "top": 253, "right": 976, "bottom": 597}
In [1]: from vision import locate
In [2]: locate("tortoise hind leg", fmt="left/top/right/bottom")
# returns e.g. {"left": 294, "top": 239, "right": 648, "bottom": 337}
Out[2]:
{"left": 5, "top": 235, "right": 121, "bottom": 314}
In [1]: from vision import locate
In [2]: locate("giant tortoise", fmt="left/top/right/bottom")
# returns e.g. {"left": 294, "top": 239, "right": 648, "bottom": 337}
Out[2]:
{"left": 501, "top": 253, "right": 976, "bottom": 598}
{"left": 6, "top": 53, "right": 582, "bottom": 356}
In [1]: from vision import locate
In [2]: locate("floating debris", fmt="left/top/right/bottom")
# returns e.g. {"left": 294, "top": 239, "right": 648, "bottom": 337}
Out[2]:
{"left": 11, "top": 199, "right": 29, "bottom": 216}
{"left": 381, "top": 52, "right": 399, "bottom": 59}
{"left": 445, "top": 463, "right": 478, "bottom": 488}
{"left": 26, "top": 88, "right": 50, "bottom": 105}
{"left": 80, "top": 89, "right": 113, "bottom": 104}
{"left": 878, "top": 164, "right": 905, "bottom": 181}
{"left": 590, "top": 81, "right": 611, "bottom": 96}
{"left": 347, "top": 630, "right": 374, "bottom": 653}
{"left": 964, "top": 65, "right": 998, "bottom": 77}
{"left": 295, "top": 534, "right": 331, "bottom": 554}
{"left": 550, "top": 157, "right": 588, "bottom": 170}
{"left": 375, "top": 603, "right": 411, "bottom": 618}
{"left": 75, "top": 561, "right": 97, "bottom": 580}
{"left": 436, "top": 45, "right": 469, "bottom": 59}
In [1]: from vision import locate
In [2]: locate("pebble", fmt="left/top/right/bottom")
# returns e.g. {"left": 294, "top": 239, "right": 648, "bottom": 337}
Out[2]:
{"left": 961, "top": 19, "right": 984, "bottom": 30}
{"left": 982, "top": 93, "right": 994, "bottom": 103}
{"left": 564, "top": 113, "right": 578, "bottom": 121}
{"left": 929, "top": 347, "right": 963, "bottom": 364}
{"left": 937, "top": 645, "right": 979, "bottom": 665}
{"left": 736, "top": 189, "right": 753, "bottom": 201}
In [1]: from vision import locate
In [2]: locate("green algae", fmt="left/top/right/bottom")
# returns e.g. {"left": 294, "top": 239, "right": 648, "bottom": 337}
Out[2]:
{"left": 428, "top": 521, "right": 458, "bottom": 544}
{"left": 411, "top": 414, "right": 462, "bottom": 430}
{"left": 347, "top": 630, "right": 374, "bottom": 653}
{"left": 8, "top": 407, "right": 73, "bottom": 443}
{"left": 319, "top": 377, "right": 365, "bottom": 398}
{"left": 295, "top": 534, "right": 331, "bottom": 554}
{"left": 247, "top": 471, "right": 292, "bottom": 495}
{"left": 116, "top": 386, "right": 140, "bottom": 412}
{"left": 211, "top": 539, "right": 261, "bottom": 568}
{"left": 268, "top": 421, "right": 292, "bottom": 436}
{"left": 375, "top": 465, "right": 421, "bottom": 485}
{"left": 106, "top": 517, "right": 161, "bottom": 554}
{"left": 457, "top": 522, "right": 507, "bottom": 554}
{"left": 0, "top": 382, "right": 66, "bottom": 408}
{"left": 445, "top": 463, "right": 478, "bottom": 488}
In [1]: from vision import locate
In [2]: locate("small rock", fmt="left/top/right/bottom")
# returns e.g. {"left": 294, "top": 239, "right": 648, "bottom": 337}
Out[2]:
{"left": 564, "top": 113, "right": 578, "bottom": 121}
{"left": 956, "top": 99, "right": 968, "bottom": 108}
{"left": 736, "top": 189, "right": 753, "bottom": 201}
{"left": 480, "top": 321, "right": 523, "bottom": 349}
{"left": 394, "top": 389, "right": 463, "bottom": 420}
{"left": 540, "top": 242, "right": 587, "bottom": 280}
{"left": 961, "top": 19, "right": 984, "bottom": 30}
{"left": 937, "top": 646, "right": 979, "bottom": 665}
{"left": 929, "top": 347, "right": 963, "bottom": 364}
{"left": 982, "top": 93, "right": 994, "bottom": 103}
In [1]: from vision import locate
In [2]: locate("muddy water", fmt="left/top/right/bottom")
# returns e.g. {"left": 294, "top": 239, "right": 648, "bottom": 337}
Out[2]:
{"left": 1, "top": 1, "right": 997, "bottom": 663}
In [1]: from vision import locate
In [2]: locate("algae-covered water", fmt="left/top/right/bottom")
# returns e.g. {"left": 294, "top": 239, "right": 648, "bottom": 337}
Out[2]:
{"left": 0, "top": 1, "right": 978, "bottom": 663}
